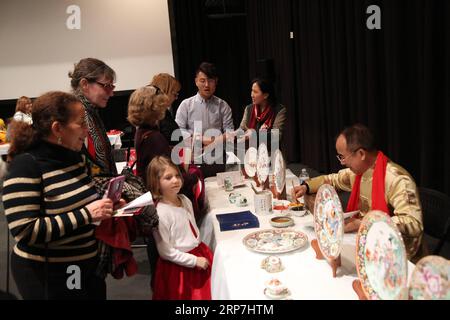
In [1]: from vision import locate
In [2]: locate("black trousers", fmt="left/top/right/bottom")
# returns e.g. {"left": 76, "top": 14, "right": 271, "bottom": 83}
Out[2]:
{"left": 11, "top": 252, "right": 106, "bottom": 300}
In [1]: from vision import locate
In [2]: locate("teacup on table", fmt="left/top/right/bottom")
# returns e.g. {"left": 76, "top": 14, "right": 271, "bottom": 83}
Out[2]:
{"left": 228, "top": 192, "right": 241, "bottom": 204}
{"left": 264, "top": 278, "right": 289, "bottom": 299}
{"left": 261, "top": 256, "right": 284, "bottom": 273}
{"left": 228, "top": 192, "right": 248, "bottom": 207}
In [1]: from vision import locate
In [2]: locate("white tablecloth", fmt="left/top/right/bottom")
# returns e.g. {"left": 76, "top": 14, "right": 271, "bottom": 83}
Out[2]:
{"left": 200, "top": 170, "right": 414, "bottom": 300}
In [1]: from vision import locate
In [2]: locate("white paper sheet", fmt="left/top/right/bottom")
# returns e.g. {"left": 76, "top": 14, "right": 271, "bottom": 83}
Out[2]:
{"left": 113, "top": 191, "right": 154, "bottom": 217}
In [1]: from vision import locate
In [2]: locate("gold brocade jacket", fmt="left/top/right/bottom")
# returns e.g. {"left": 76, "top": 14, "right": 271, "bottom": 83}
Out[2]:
{"left": 306, "top": 161, "right": 424, "bottom": 261}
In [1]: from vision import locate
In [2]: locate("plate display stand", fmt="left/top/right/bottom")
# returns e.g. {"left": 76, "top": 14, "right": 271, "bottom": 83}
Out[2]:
{"left": 253, "top": 174, "right": 261, "bottom": 187}
{"left": 272, "top": 186, "right": 286, "bottom": 200}
{"left": 263, "top": 178, "right": 270, "bottom": 190}
{"left": 244, "top": 147, "right": 257, "bottom": 181}
{"left": 256, "top": 144, "right": 270, "bottom": 190}
{"left": 270, "top": 174, "right": 286, "bottom": 200}
{"left": 311, "top": 239, "right": 341, "bottom": 278}
{"left": 352, "top": 280, "right": 367, "bottom": 300}
{"left": 242, "top": 166, "right": 249, "bottom": 179}
{"left": 271, "top": 150, "right": 286, "bottom": 200}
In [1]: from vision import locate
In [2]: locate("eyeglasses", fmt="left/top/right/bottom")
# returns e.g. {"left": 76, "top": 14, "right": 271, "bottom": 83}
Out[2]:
{"left": 336, "top": 148, "right": 362, "bottom": 163}
{"left": 94, "top": 81, "right": 115, "bottom": 91}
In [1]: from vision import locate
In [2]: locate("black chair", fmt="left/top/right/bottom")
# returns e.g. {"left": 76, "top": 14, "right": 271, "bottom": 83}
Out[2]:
{"left": 419, "top": 187, "right": 450, "bottom": 255}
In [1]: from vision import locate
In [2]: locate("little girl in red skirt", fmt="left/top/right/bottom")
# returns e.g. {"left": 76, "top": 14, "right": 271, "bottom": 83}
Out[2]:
{"left": 147, "top": 156, "right": 213, "bottom": 300}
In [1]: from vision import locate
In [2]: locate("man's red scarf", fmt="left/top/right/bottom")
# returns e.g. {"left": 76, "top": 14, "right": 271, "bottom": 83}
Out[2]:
{"left": 248, "top": 104, "right": 275, "bottom": 129}
{"left": 346, "top": 151, "right": 390, "bottom": 215}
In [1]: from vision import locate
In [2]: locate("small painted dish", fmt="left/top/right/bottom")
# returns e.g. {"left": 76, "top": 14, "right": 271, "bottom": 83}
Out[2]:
{"left": 270, "top": 216, "right": 294, "bottom": 228}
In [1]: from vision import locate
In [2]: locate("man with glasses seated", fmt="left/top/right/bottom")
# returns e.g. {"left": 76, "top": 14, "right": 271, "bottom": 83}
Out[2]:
{"left": 293, "top": 123, "right": 425, "bottom": 261}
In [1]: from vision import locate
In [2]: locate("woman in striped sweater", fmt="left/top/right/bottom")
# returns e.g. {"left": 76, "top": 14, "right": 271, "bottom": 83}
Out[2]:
{"left": 3, "top": 91, "right": 115, "bottom": 300}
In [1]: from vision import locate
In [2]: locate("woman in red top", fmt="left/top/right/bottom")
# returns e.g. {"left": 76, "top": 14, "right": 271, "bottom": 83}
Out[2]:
{"left": 239, "top": 78, "right": 287, "bottom": 142}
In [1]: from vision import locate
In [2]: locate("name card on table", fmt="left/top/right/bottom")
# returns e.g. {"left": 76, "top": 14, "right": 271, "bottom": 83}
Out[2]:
{"left": 216, "top": 171, "right": 244, "bottom": 187}
{"left": 216, "top": 211, "right": 260, "bottom": 232}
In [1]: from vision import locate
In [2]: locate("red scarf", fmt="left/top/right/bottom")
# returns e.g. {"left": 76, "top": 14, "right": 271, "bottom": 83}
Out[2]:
{"left": 248, "top": 104, "right": 275, "bottom": 130}
{"left": 346, "top": 151, "right": 390, "bottom": 215}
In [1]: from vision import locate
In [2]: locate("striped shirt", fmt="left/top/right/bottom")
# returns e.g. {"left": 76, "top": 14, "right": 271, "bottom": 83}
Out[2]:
{"left": 2, "top": 141, "right": 99, "bottom": 263}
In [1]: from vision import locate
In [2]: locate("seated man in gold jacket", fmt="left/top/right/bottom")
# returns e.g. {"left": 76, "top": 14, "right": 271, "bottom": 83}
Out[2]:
{"left": 293, "top": 124, "right": 424, "bottom": 262}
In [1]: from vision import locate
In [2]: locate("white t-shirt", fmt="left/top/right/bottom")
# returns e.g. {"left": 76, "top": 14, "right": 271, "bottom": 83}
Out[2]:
{"left": 153, "top": 194, "right": 200, "bottom": 268}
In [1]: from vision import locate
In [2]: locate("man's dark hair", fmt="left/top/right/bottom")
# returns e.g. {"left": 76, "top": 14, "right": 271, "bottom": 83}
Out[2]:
{"left": 339, "top": 123, "right": 377, "bottom": 152}
{"left": 196, "top": 62, "right": 218, "bottom": 79}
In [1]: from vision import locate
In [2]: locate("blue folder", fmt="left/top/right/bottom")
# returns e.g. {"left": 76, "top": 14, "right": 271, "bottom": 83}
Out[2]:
{"left": 216, "top": 211, "right": 260, "bottom": 232}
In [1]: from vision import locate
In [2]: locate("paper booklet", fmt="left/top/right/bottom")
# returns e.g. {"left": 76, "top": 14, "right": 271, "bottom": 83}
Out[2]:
{"left": 113, "top": 191, "right": 154, "bottom": 217}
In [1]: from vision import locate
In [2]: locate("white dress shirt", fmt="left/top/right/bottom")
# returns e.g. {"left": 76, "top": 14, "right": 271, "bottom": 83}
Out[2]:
{"left": 153, "top": 194, "right": 201, "bottom": 268}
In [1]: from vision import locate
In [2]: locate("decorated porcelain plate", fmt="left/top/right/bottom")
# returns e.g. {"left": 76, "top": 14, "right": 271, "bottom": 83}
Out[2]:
{"left": 273, "top": 149, "right": 286, "bottom": 194}
{"left": 256, "top": 143, "right": 270, "bottom": 184}
{"left": 244, "top": 147, "right": 258, "bottom": 177}
{"left": 356, "top": 210, "right": 408, "bottom": 300}
{"left": 313, "top": 184, "right": 344, "bottom": 259}
{"left": 408, "top": 255, "right": 450, "bottom": 300}
{"left": 243, "top": 229, "right": 308, "bottom": 254}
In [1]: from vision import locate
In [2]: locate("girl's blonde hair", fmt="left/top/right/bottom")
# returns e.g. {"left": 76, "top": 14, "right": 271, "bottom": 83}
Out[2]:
{"left": 127, "top": 86, "right": 169, "bottom": 127}
{"left": 146, "top": 155, "right": 184, "bottom": 200}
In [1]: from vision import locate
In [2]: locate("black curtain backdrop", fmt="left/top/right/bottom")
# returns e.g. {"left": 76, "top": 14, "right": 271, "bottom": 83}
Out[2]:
{"left": 169, "top": 0, "right": 449, "bottom": 194}
{"left": 290, "top": 0, "right": 450, "bottom": 194}
{"left": 168, "top": 0, "right": 249, "bottom": 128}
{"left": 246, "top": 0, "right": 295, "bottom": 157}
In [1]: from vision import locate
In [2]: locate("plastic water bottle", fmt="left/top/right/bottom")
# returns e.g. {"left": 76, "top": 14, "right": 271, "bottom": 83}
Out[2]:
{"left": 298, "top": 168, "right": 310, "bottom": 185}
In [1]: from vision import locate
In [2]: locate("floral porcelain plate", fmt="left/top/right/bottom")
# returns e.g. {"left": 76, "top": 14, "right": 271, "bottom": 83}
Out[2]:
{"left": 256, "top": 143, "right": 270, "bottom": 184}
{"left": 273, "top": 149, "right": 286, "bottom": 194}
{"left": 356, "top": 210, "right": 408, "bottom": 300}
{"left": 408, "top": 255, "right": 450, "bottom": 300}
{"left": 313, "top": 184, "right": 344, "bottom": 260}
{"left": 243, "top": 229, "right": 308, "bottom": 254}
{"left": 244, "top": 147, "right": 258, "bottom": 177}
